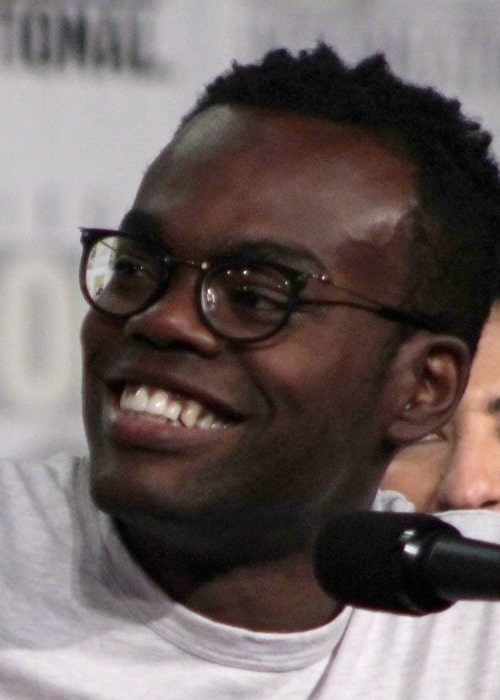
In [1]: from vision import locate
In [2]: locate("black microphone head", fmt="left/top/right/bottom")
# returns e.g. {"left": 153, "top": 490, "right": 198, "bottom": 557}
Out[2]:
{"left": 315, "top": 511, "right": 458, "bottom": 615}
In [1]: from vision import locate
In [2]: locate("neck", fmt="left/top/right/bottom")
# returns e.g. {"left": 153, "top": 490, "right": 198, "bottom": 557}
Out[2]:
{"left": 116, "top": 516, "right": 342, "bottom": 632}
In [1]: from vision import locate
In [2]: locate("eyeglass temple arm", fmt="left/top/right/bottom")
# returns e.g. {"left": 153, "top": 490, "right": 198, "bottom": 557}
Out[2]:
{"left": 304, "top": 273, "right": 447, "bottom": 333}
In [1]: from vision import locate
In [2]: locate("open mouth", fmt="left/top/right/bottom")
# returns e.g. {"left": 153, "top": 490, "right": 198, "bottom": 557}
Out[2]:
{"left": 119, "top": 384, "right": 229, "bottom": 430}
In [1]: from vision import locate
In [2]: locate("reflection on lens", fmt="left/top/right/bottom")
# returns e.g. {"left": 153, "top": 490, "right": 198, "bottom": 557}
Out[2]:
{"left": 85, "top": 236, "right": 160, "bottom": 316}
{"left": 202, "top": 264, "right": 291, "bottom": 340}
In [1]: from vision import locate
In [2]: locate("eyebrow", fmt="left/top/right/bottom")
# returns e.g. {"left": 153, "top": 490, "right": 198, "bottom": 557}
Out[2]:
{"left": 119, "top": 208, "right": 327, "bottom": 272}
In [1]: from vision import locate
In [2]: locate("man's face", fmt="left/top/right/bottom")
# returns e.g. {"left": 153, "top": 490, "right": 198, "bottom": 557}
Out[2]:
{"left": 382, "top": 304, "right": 500, "bottom": 512}
{"left": 81, "top": 106, "right": 418, "bottom": 551}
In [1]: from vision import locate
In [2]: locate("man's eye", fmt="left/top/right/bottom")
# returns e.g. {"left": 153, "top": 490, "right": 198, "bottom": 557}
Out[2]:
{"left": 415, "top": 431, "right": 446, "bottom": 444}
{"left": 231, "top": 283, "right": 289, "bottom": 311}
{"left": 100, "top": 253, "right": 159, "bottom": 302}
{"left": 113, "top": 255, "right": 147, "bottom": 277}
{"left": 217, "top": 266, "right": 292, "bottom": 317}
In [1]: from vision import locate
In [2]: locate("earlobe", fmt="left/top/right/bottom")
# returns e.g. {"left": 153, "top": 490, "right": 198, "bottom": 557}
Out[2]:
{"left": 385, "top": 334, "right": 470, "bottom": 445}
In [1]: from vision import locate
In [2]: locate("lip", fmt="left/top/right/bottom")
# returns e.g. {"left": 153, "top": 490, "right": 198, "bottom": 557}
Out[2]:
{"left": 93, "top": 355, "right": 248, "bottom": 451}
{"left": 101, "top": 356, "right": 246, "bottom": 421}
{"left": 105, "top": 403, "right": 239, "bottom": 453}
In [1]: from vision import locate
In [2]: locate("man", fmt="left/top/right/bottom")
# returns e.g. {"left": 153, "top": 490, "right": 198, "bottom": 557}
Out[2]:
{"left": 2, "top": 44, "right": 500, "bottom": 697}
{"left": 382, "top": 294, "right": 500, "bottom": 511}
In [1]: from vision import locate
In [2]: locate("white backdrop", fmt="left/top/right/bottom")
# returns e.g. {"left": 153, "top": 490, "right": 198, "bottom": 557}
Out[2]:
{"left": 2, "top": 0, "right": 500, "bottom": 458}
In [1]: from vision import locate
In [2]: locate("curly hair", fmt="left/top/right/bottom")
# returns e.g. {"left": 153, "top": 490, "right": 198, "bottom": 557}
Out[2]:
{"left": 183, "top": 43, "right": 500, "bottom": 352}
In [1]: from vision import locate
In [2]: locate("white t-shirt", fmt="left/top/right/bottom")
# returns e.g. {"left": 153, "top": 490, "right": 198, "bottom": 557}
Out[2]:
{"left": 1, "top": 454, "right": 500, "bottom": 699}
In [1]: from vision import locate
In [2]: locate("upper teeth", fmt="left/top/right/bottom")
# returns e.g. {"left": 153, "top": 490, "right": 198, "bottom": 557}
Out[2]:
{"left": 119, "top": 385, "right": 225, "bottom": 429}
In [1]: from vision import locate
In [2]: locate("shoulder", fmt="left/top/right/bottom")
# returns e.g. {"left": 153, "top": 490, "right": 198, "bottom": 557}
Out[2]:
{"left": 437, "top": 508, "right": 500, "bottom": 543}
{"left": 375, "top": 488, "right": 500, "bottom": 543}
{"left": 373, "top": 488, "right": 415, "bottom": 513}
{"left": 0, "top": 452, "right": 86, "bottom": 494}
{"left": 0, "top": 453, "right": 97, "bottom": 593}
{"left": 0, "top": 453, "right": 89, "bottom": 530}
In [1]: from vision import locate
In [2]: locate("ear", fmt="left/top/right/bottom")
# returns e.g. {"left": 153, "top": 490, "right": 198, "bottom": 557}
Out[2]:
{"left": 383, "top": 333, "right": 470, "bottom": 445}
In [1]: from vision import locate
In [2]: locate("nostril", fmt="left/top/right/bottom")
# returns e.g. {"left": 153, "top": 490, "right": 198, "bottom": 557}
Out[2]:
{"left": 133, "top": 332, "right": 196, "bottom": 353}
{"left": 123, "top": 299, "right": 221, "bottom": 358}
{"left": 482, "top": 501, "right": 500, "bottom": 509}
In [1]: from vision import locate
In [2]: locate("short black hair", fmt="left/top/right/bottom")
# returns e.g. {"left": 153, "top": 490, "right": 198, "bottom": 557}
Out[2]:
{"left": 185, "top": 43, "right": 500, "bottom": 352}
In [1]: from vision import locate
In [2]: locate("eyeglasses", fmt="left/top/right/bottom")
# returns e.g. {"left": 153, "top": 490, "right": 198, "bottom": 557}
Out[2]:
{"left": 79, "top": 228, "right": 445, "bottom": 343}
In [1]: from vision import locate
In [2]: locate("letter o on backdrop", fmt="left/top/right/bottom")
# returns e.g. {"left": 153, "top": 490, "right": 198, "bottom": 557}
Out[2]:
{"left": 0, "top": 255, "right": 76, "bottom": 408}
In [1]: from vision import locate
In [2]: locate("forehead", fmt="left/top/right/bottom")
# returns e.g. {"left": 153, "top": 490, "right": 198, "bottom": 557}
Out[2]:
{"left": 132, "top": 106, "right": 418, "bottom": 297}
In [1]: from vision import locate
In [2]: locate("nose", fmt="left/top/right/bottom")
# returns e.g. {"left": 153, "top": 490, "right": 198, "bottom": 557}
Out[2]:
{"left": 123, "top": 267, "right": 221, "bottom": 356}
{"left": 437, "top": 430, "right": 500, "bottom": 511}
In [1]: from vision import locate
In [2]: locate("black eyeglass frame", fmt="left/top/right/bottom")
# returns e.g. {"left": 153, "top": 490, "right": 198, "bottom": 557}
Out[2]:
{"left": 79, "top": 227, "right": 447, "bottom": 343}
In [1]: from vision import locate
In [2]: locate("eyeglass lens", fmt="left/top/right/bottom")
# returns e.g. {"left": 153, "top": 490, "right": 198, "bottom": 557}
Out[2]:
{"left": 202, "top": 265, "right": 294, "bottom": 340}
{"left": 84, "top": 236, "right": 165, "bottom": 316}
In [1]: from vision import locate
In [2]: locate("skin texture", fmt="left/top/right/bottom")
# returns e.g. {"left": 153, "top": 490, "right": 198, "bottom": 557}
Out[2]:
{"left": 383, "top": 303, "right": 500, "bottom": 512}
{"left": 81, "top": 105, "right": 469, "bottom": 631}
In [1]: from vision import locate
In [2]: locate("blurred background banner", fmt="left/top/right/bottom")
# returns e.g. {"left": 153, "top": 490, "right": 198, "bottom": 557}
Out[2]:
{"left": 2, "top": 0, "right": 500, "bottom": 458}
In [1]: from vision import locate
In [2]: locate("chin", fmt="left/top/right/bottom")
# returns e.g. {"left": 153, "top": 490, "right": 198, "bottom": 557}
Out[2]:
{"left": 86, "top": 444, "right": 229, "bottom": 524}
{"left": 89, "top": 457, "right": 316, "bottom": 566}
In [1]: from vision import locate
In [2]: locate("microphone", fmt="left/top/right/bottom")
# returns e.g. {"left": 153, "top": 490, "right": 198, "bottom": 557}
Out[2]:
{"left": 314, "top": 511, "right": 500, "bottom": 615}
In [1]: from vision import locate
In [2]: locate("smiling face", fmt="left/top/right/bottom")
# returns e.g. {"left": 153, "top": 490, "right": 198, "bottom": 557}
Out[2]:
{"left": 81, "top": 106, "right": 421, "bottom": 556}
{"left": 382, "top": 303, "right": 500, "bottom": 512}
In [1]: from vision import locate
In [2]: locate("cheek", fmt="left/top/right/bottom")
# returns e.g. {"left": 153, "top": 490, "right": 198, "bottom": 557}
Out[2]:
{"left": 250, "top": 320, "right": 381, "bottom": 410}
{"left": 245, "top": 329, "right": 395, "bottom": 510}
{"left": 81, "top": 314, "right": 103, "bottom": 401}
{"left": 80, "top": 314, "right": 102, "bottom": 430}
{"left": 81, "top": 310, "right": 122, "bottom": 364}
{"left": 80, "top": 312, "right": 120, "bottom": 426}
{"left": 244, "top": 325, "right": 383, "bottom": 452}
{"left": 81, "top": 312, "right": 98, "bottom": 390}
{"left": 248, "top": 341, "right": 337, "bottom": 415}
{"left": 382, "top": 446, "right": 447, "bottom": 510}
{"left": 81, "top": 310, "right": 101, "bottom": 361}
